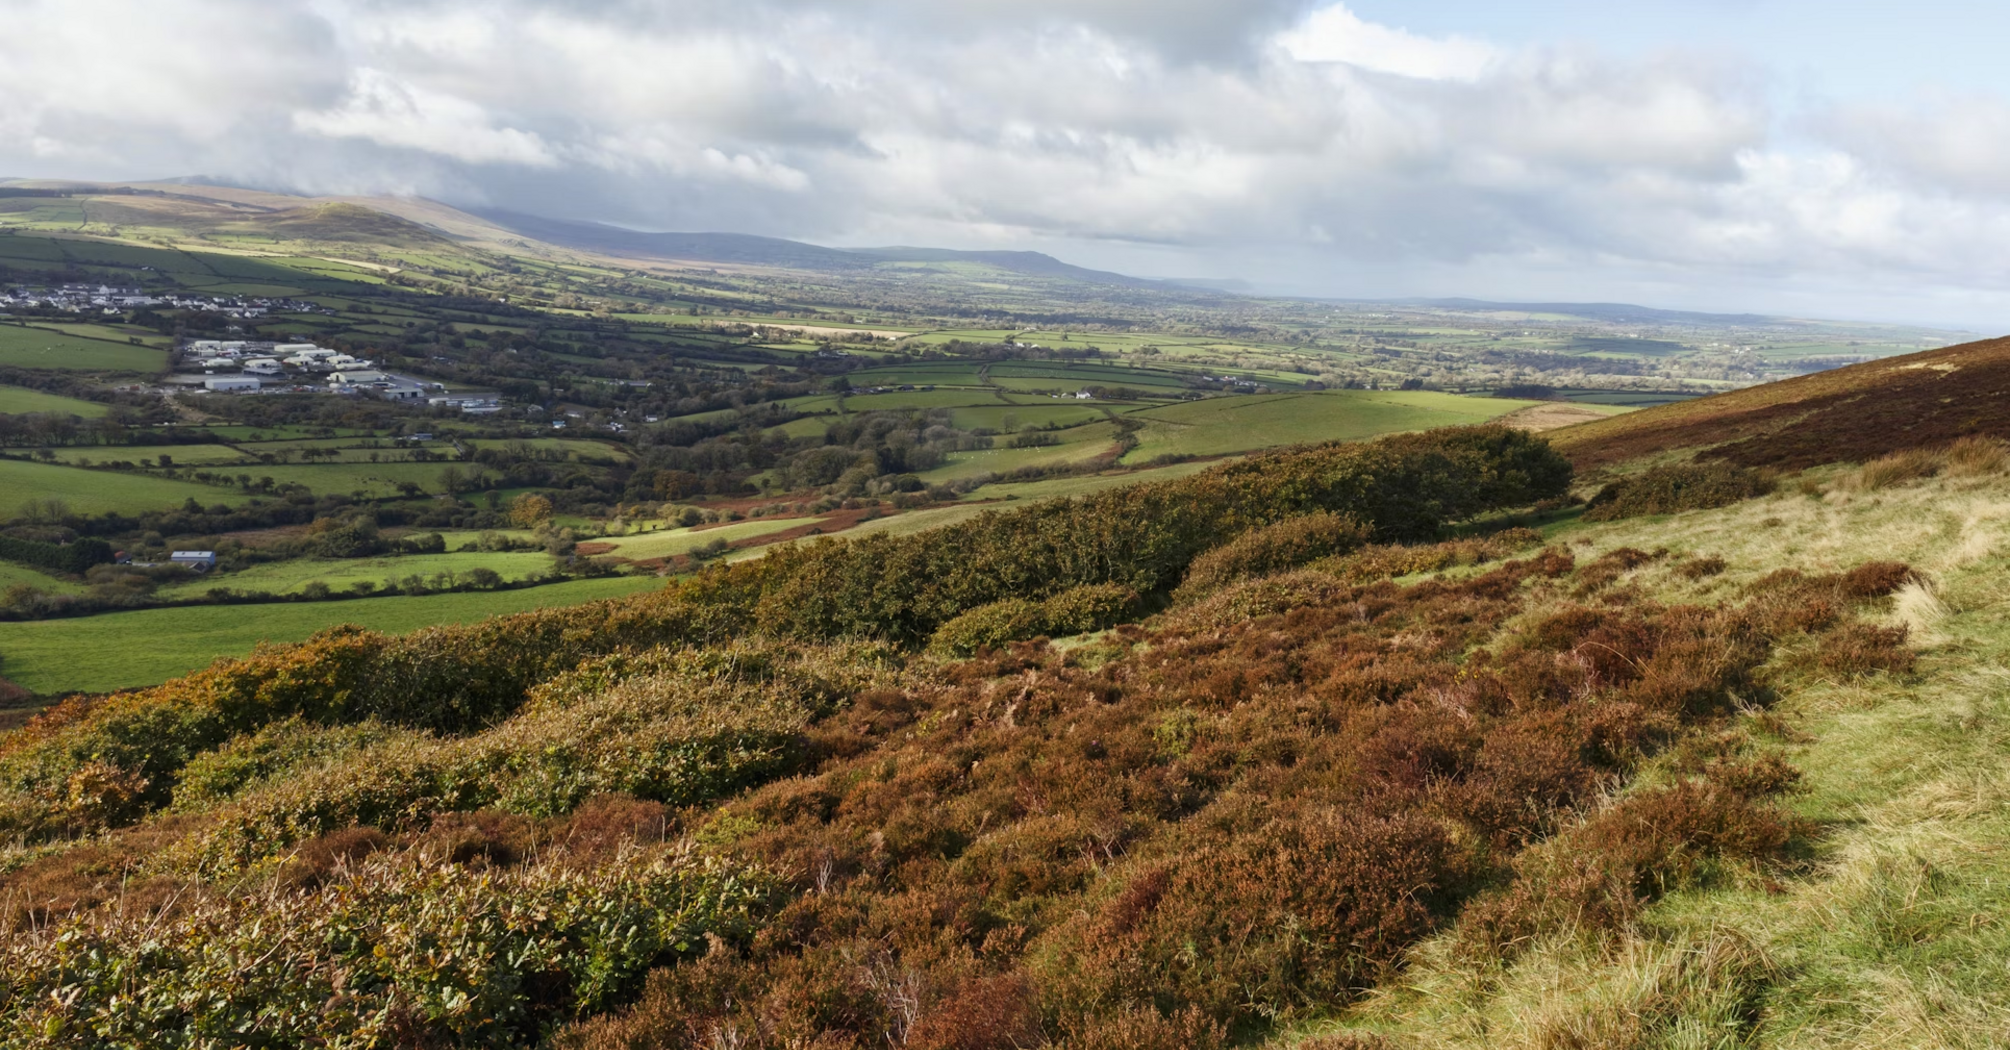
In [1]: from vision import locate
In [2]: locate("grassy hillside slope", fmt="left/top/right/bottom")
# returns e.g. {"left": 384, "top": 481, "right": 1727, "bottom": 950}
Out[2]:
{"left": 1294, "top": 450, "right": 2010, "bottom": 1048}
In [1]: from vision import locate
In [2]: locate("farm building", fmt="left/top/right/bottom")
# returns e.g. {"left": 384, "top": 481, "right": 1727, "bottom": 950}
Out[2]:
{"left": 328, "top": 370, "right": 389, "bottom": 386}
{"left": 203, "top": 376, "right": 261, "bottom": 392}
{"left": 242, "top": 358, "right": 284, "bottom": 375}
{"left": 281, "top": 347, "right": 339, "bottom": 368}
{"left": 169, "top": 551, "right": 217, "bottom": 573}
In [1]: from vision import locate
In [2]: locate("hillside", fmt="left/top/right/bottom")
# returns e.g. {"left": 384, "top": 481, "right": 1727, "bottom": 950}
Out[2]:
{"left": 4, "top": 403, "right": 2003, "bottom": 1047}
{"left": 1550, "top": 333, "right": 2010, "bottom": 471}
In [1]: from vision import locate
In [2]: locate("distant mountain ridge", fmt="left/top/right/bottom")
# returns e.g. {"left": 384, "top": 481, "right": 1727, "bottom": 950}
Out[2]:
{"left": 471, "top": 210, "right": 1159, "bottom": 287}
{"left": 1401, "top": 298, "right": 1778, "bottom": 326}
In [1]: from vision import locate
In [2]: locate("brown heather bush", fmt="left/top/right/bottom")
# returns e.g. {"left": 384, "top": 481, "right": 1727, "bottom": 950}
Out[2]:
{"left": 1815, "top": 622, "right": 1916, "bottom": 677}
{"left": 1676, "top": 554, "right": 1729, "bottom": 580}
{"left": 1582, "top": 461, "right": 1774, "bottom": 521}
{"left": 1459, "top": 777, "right": 1799, "bottom": 958}
{"left": 549, "top": 549, "right": 1906, "bottom": 1046}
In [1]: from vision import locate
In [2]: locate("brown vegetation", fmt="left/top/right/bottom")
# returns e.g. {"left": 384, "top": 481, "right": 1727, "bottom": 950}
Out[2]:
{"left": 1548, "top": 334, "right": 2010, "bottom": 472}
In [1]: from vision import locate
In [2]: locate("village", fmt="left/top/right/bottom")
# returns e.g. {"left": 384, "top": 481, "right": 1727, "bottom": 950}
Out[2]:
{"left": 173, "top": 338, "right": 502, "bottom": 412}
{"left": 0, "top": 282, "right": 328, "bottom": 318}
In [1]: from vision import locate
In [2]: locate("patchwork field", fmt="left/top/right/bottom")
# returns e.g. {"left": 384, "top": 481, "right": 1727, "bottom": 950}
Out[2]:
{"left": 0, "top": 458, "right": 245, "bottom": 516}
{"left": 0, "top": 324, "right": 166, "bottom": 372}
{"left": 584, "top": 516, "right": 825, "bottom": 561}
{"left": 0, "top": 385, "right": 109, "bottom": 417}
{"left": 0, "top": 575, "right": 662, "bottom": 695}
{"left": 1122, "top": 389, "right": 1537, "bottom": 461}
{"left": 156, "top": 550, "right": 561, "bottom": 598}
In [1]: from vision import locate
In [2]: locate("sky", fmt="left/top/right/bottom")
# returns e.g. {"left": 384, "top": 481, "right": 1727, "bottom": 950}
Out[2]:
{"left": 4, "top": 0, "right": 2010, "bottom": 327}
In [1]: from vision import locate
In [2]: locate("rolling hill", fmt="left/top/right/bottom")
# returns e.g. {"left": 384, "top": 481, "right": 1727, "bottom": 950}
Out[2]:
{"left": 1549, "top": 332, "right": 2010, "bottom": 471}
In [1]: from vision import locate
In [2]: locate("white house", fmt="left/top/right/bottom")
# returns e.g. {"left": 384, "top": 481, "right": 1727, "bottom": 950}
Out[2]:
{"left": 204, "top": 376, "right": 261, "bottom": 392}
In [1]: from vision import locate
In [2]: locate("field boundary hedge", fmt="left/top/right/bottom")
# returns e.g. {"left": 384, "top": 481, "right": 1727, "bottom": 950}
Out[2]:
{"left": 0, "top": 534, "right": 112, "bottom": 575}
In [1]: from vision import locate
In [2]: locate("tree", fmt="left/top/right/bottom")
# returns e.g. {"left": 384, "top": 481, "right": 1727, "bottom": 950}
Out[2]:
{"left": 510, "top": 493, "right": 554, "bottom": 528}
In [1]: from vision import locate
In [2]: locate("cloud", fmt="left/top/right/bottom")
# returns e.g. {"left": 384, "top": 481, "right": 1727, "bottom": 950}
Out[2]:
{"left": 3, "top": 0, "right": 2010, "bottom": 320}
{"left": 1815, "top": 93, "right": 2010, "bottom": 198}
{"left": 294, "top": 68, "right": 557, "bottom": 167}
{"left": 1277, "top": 5, "right": 1496, "bottom": 80}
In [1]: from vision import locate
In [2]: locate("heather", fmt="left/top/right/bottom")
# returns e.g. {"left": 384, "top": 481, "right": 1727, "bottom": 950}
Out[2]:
{"left": 0, "top": 424, "right": 1950, "bottom": 1047}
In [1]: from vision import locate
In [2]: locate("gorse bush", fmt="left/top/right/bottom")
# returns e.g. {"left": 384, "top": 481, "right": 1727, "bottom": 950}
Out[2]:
{"left": 929, "top": 584, "right": 1141, "bottom": 656}
{"left": 1582, "top": 461, "right": 1775, "bottom": 520}
{"left": 0, "top": 847, "right": 778, "bottom": 1049}
{"left": 1172, "top": 511, "right": 1370, "bottom": 601}
{"left": 172, "top": 643, "right": 896, "bottom": 873}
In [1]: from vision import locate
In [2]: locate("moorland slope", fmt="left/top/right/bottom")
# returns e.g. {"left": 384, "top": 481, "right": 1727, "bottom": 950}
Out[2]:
{"left": 1552, "top": 333, "right": 2010, "bottom": 471}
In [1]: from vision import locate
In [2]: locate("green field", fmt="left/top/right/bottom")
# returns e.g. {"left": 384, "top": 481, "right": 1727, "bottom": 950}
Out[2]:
{"left": 588, "top": 517, "right": 824, "bottom": 560}
{"left": 920, "top": 423, "right": 1122, "bottom": 481}
{"left": 0, "top": 385, "right": 108, "bottom": 417}
{"left": 157, "top": 550, "right": 559, "bottom": 597}
{"left": 0, "top": 576, "right": 663, "bottom": 695}
{"left": 1122, "top": 390, "right": 1534, "bottom": 461}
{"left": 0, "top": 561, "right": 81, "bottom": 595}
{"left": 0, "top": 458, "right": 245, "bottom": 516}
{"left": 0, "top": 325, "right": 166, "bottom": 372}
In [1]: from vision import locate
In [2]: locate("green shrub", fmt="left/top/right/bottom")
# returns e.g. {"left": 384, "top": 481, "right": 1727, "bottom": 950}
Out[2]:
{"left": 171, "top": 717, "right": 420, "bottom": 811}
{"left": 1173, "top": 511, "right": 1370, "bottom": 601}
{"left": 171, "top": 646, "right": 896, "bottom": 873}
{"left": 929, "top": 584, "right": 1141, "bottom": 656}
{"left": 1582, "top": 462, "right": 1773, "bottom": 521}
{"left": 0, "top": 848, "right": 778, "bottom": 1048}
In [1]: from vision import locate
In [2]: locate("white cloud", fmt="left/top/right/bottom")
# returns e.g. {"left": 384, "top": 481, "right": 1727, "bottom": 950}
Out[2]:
{"left": 3, "top": 0, "right": 2010, "bottom": 320}
{"left": 1277, "top": 4, "right": 1497, "bottom": 81}
{"left": 294, "top": 68, "right": 556, "bottom": 167}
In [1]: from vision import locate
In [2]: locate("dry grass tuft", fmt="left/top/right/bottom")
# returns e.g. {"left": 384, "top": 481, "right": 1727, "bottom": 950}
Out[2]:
{"left": 1940, "top": 435, "right": 2010, "bottom": 477}
{"left": 1841, "top": 449, "right": 1945, "bottom": 492}
{"left": 1891, "top": 578, "right": 1951, "bottom": 642}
